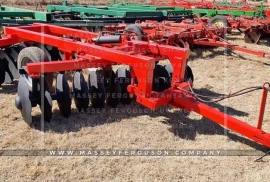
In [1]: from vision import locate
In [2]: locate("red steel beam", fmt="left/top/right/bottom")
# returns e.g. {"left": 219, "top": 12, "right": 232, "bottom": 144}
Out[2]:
{"left": 3, "top": 24, "right": 189, "bottom": 98}
{"left": 26, "top": 58, "right": 112, "bottom": 76}
{"left": 193, "top": 40, "right": 270, "bottom": 57}
{"left": 5, "top": 25, "right": 156, "bottom": 67}
{"left": 171, "top": 89, "right": 270, "bottom": 148}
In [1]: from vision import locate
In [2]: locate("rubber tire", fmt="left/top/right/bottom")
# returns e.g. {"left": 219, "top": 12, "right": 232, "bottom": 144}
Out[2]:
{"left": 124, "top": 24, "right": 143, "bottom": 41}
{"left": 17, "top": 47, "right": 53, "bottom": 90}
{"left": 209, "top": 15, "right": 229, "bottom": 27}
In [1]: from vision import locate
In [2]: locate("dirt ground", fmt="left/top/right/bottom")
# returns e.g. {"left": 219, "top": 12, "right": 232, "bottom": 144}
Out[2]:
{"left": 1, "top": 1, "right": 270, "bottom": 181}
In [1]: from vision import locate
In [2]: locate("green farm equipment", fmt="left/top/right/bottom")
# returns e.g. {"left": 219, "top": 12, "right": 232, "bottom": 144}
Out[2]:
{"left": 0, "top": 1, "right": 197, "bottom": 33}
{"left": 47, "top": 0, "right": 265, "bottom": 18}
{"left": 46, "top": 1, "right": 193, "bottom": 23}
{"left": 0, "top": 5, "right": 125, "bottom": 28}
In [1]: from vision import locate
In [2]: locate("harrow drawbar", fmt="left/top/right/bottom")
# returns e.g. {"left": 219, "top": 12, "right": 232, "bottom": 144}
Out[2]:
{"left": 0, "top": 23, "right": 269, "bottom": 149}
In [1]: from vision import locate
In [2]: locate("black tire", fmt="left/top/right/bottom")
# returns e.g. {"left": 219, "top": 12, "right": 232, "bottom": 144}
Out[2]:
{"left": 209, "top": 15, "right": 229, "bottom": 27}
{"left": 124, "top": 24, "right": 143, "bottom": 41}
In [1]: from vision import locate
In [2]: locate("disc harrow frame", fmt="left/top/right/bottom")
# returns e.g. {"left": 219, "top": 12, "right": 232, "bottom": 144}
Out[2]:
{"left": 47, "top": 0, "right": 270, "bottom": 44}
{"left": 103, "top": 18, "right": 270, "bottom": 58}
{"left": 201, "top": 12, "right": 270, "bottom": 44}
{"left": 0, "top": 23, "right": 270, "bottom": 149}
{"left": 151, "top": 0, "right": 270, "bottom": 16}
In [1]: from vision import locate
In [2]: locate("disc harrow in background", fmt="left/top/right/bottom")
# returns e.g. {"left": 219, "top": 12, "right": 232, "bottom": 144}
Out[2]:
{"left": 244, "top": 30, "right": 261, "bottom": 44}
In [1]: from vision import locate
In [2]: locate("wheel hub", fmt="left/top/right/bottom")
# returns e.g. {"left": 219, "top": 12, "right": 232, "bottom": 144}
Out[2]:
{"left": 213, "top": 20, "right": 224, "bottom": 27}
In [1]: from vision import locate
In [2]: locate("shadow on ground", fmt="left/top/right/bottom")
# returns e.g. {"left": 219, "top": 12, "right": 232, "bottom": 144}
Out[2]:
{"left": 28, "top": 87, "right": 269, "bottom": 152}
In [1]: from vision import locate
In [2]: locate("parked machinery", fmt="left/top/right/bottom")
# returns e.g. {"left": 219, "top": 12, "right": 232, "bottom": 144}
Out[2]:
{"left": 0, "top": 23, "right": 268, "bottom": 149}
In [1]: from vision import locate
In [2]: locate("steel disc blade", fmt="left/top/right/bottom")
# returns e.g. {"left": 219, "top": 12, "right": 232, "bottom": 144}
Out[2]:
{"left": 0, "top": 57, "right": 7, "bottom": 85}
{"left": 0, "top": 50, "right": 12, "bottom": 84}
{"left": 72, "top": 71, "right": 89, "bottom": 111}
{"left": 88, "top": 70, "right": 106, "bottom": 109}
{"left": 116, "top": 67, "right": 133, "bottom": 105}
{"left": 40, "top": 81, "right": 53, "bottom": 122}
{"left": 58, "top": 50, "right": 64, "bottom": 60}
{"left": 9, "top": 47, "right": 20, "bottom": 79}
{"left": 177, "top": 39, "right": 190, "bottom": 49}
{"left": 17, "top": 76, "right": 32, "bottom": 124}
{"left": 45, "top": 45, "right": 53, "bottom": 51}
{"left": 152, "top": 65, "right": 171, "bottom": 92}
{"left": 50, "top": 47, "right": 62, "bottom": 61}
{"left": 56, "top": 73, "right": 71, "bottom": 118}
{"left": 184, "top": 65, "right": 194, "bottom": 83}
{"left": 164, "top": 64, "right": 173, "bottom": 78}
{"left": 244, "top": 31, "right": 261, "bottom": 44}
{"left": 1, "top": 48, "right": 20, "bottom": 82}
{"left": 238, "top": 27, "right": 247, "bottom": 33}
{"left": 105, "top": 70, "right": 121, "bottom": 108}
